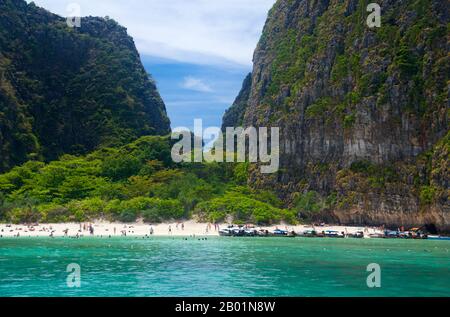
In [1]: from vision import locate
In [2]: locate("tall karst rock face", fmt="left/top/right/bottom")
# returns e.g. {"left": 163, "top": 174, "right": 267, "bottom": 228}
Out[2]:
{"left": 222, "top": 73, "right": 252, "bottom": 130}
{"left": 224, "top": 0, "right": 449, "bottom": 231}
{"left": 0, "top": 0, "right": 170, "bottom": 172}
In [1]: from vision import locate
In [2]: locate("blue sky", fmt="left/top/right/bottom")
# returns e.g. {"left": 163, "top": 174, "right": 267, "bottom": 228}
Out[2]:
{"left": 27, "top": 0, "right": 275, "bottom": 130}
{"left": 142, "top": 56, "right": 249, "bottom": 130}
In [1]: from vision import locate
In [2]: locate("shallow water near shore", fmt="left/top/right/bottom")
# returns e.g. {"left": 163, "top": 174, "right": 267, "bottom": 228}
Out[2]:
{"left": 0, "top": 237, "right": 449, "bottom": 297}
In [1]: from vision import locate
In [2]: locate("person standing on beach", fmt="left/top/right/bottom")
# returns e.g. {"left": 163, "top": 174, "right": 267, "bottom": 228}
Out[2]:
{"left": 168, "top": 225, "right": 172, "bottom": 235}
{"left": 181, "top": 223, "right": 185, "bottom": 231}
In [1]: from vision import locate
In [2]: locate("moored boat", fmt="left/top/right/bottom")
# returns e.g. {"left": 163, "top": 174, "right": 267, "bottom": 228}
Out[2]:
{"left": 323, "top": 230, "right": 345, "bottom": 238}
{"left": 219, "top": 225, "right": 260, "bottom": 237}
{"left": 347, "top": 231, "right": 364, "bottom": 238}
{"left": 272, "top": 229, "right": 288, "bottom": 236}
{"left": 427, "top": 235, "right": 450, "bottom": 241}
{"left": 257, "top": 229, "right": 270, "bottom": 237}
{"left": 384, "top": 230, "right": 399, "bottom": 238}
{"left": 244, "top": 228, "right": 258, "bottom": 236}
{"left": 300, "top": 229, "right": 318, "bottom": 237}
{"left": 219, "top": 228, "right": 233, "bottom": 236}
{"left": 368, "top": 233, "right": 384, "bottom": 238}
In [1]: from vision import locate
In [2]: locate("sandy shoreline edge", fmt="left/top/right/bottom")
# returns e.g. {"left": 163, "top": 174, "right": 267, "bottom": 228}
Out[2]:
{"left": 0, "top": 221, "right": 384, "bottom": 238}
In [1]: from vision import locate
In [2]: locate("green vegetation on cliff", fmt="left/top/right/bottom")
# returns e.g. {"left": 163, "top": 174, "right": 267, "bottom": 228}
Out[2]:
{"left": 0, "top": 136, "right": 296, "bottom": 224}
{"left": 256, "top": 0, "right": 448, "bottom": 124}
{"left": 0, "top": 0, "right": 170, "bottom": 172}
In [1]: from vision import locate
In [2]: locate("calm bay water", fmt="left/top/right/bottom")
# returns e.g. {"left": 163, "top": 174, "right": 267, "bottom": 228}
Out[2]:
{"left": 0, "top": 237, "right": 448, "bottom": 297}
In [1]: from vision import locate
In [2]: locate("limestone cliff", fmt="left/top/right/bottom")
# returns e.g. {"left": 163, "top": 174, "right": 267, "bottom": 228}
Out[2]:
{"left": 224, "top": 0, "right": 449, "bottom": 232}
{"left": 222, "top": 73, "right": 252, "bottom": 130}
{"left": 0, "top": 0, "right": 171, "bottom": 172}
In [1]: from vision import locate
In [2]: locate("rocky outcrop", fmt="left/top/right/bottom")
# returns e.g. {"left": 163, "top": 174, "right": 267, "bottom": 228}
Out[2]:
{"left": 225, "top": 0, "right": 449, "bottom": 232}
{"left": 0, "top": 0, "right": 171, "bottom": 171}
{"left": 222, "top": 73, "right": 252, "bottom": 130}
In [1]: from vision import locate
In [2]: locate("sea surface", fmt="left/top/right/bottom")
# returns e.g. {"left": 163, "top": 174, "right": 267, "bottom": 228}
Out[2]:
{"left": 0, "top": 237, "right": 449, "bottom": 297}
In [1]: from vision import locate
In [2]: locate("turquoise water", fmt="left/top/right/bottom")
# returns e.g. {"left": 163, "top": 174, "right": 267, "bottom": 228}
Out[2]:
{"left": 0, "top": 237, "right": 449, "bottom": 297}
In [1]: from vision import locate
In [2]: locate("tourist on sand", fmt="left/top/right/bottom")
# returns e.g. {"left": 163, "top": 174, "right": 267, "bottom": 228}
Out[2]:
{"left": 168, "top": 225, "right": 172, "bottom": 234}
{"left": 114, "top": 227, "right": 116, "bottom": 235}
{"left": 181, "top": 223, "right": 185, "bottom": 231}
{"left": 150, "top": 226, "right": 154, "bottom": 235}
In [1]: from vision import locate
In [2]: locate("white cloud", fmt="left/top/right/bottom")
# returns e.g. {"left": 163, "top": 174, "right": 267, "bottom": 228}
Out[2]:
{"left": 181, "top": 76, "right": 213, "bottom": 92}
{"left": 26, "top": 0, "right": 276, "bottom": 66}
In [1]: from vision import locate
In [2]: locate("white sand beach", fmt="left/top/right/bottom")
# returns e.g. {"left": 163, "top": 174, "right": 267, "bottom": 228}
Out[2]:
{"left": 0, "top": 221, "right": 384, "bottom": 238}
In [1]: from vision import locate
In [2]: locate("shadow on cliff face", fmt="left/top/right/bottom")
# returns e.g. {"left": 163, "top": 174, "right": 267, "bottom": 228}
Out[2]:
{"left": 308, "top": 211, "right": 340, "bottom": 225}
{"left": 310, "top": 211, "right": 446, "bottom": 234}
{"left": 424, "top": 224, "right": 438, "bottom": 235}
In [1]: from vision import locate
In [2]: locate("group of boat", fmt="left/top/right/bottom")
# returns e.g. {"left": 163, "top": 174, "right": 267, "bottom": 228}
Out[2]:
{"left": 219, "top": 226, "right": 297, "bottom": 237}
{"left": 218, "top": 225, "right": 448, "bottom": 240}
{"left": 218, "top": 225, "right": 360, "bottom": 238}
